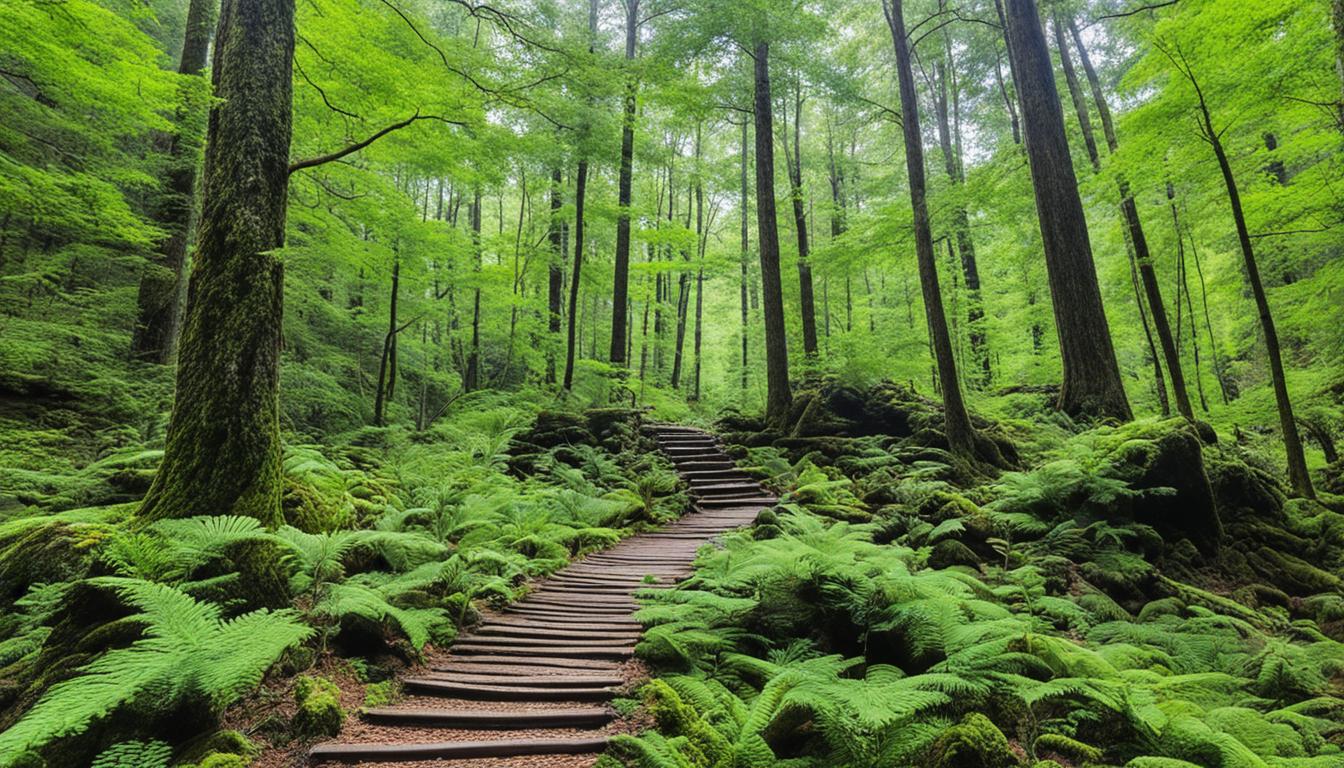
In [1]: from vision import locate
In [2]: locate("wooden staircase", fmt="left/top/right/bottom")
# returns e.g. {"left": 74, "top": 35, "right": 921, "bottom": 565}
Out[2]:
{"left": 308, "top": 424, "right": 774, "bottom": 765}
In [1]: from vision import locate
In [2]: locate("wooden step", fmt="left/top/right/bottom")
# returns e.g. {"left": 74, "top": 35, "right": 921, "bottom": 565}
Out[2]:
{"left": 362, "top": 706, "right": 613, "bottom": 729}
{"left": 449, "top": 643, "right": 635, "bottom": 659}
{"left": 424, "top": 672, "right": 626, "bottom": 688}
{"left": 404, "top": 678, "right": 616, "bottom": 701}
{"left": 310, "top": 736, "right": 610, "bottom": 762}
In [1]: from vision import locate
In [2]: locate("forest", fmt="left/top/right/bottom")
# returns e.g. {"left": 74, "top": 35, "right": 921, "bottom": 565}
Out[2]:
{"left": 1, "top": 0, "right": 1343, "bottom": 766}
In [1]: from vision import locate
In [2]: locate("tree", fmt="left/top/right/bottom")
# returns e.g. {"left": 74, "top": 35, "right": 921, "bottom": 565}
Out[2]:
{"left": 546, "top": 166, "right": 564, "bottom": 384}
{"left": 780, "top": 75, "right": 819, "bottom": 358}
{"left": 929, "top": 10, "right": 990, "bottom": 385}
{"left": 1002, "top": 0, "right": 1131, "bottom": 422}
{"left": 130, "top": 0, "right": 218, "bottom": 363}
{"left": 611, "top": 0, "right": 641, "bottom": 366}
{"left": 1054, "top": 11, "right": 1192, "bottom": 421}
{"left": 882, "top": 0, "right": 978, "bottom": 457}
{"left": 139, "top": 0, "right": 295, "bottom": 524}
{"left": 564, "top": 0, "right": 599, "bottom": 392}
{"left": 1161, "top": 44, "right": 1314, "bottom": 498}
{"left": 753, "top": 42, "right": 793, "bottom": 425}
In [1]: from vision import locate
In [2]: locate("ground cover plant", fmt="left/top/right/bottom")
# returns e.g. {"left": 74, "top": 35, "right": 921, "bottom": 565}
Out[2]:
{"left": 1, "top": 0, "right": 1342, "bottom": 764}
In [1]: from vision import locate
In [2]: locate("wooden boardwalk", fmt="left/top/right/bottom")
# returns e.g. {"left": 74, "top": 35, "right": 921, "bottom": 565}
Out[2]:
{"left": 308, "top": 424, "right": 774, "bottom": 765}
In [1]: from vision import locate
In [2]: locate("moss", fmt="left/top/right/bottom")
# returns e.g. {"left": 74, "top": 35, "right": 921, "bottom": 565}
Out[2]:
{"left": 642, "top": 679, "right": 727, "bottom": 765}
{"left": 1098, "top": 419, "right": 1222, "bottom": 552}
{"left": 1034, "top": 733, "right": 1103, "bottom": 763}
{"left": 5, "top": 752, "right": 45, "bottom": 768}
{"left": 292, "top": 675, "right": 344, "bottom": 739}
{"left": 1137, "top": 597, "right": 1187, "bottom": 622}
{"left": 177, "top": 730, "right": 257, "bottom": 764}
{"left": 195, "top": 754, "right": 249, "bottom": 768}
{"left": 1247, "top": 547, "right": 1342, "bottom": 594}
{"left": 362, "top": 680, "right": 396, "bottom": 709}
{"left": 923, "top": 713, "right": 1020, "bottom": 768}
{"left": 929, "top": 539, "right": 982, "bottom": 569}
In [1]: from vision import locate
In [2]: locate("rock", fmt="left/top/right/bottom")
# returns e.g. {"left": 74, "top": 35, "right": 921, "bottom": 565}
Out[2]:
{"left": 929, "top": 539, "right": 981, "bottom": 569}
{"left": 292, "top": 675, "right": 344, "bottom": 739}
{"left": 923, "top": 713, "right": 1020, "bottom": 768}
{"left": 1099, "top": 419, "right": 1223, "bottom": 554}
{"left": 1034, "top": 733, "right": 1103, "bottom": 764}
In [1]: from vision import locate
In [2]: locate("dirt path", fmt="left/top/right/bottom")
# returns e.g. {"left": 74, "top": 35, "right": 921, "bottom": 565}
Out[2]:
{"left": 307, "top": 424, "right": 774, "bottom": 766}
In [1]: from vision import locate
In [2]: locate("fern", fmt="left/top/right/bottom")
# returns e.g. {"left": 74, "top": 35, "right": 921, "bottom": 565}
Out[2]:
{"left": 89, "top": 740, "right": 171, "bottom": 768}
{"left": 0, "top": 578, "right": 311, "bottom": 755}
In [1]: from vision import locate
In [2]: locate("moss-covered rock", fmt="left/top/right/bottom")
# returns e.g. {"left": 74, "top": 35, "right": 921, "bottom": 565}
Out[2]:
{"left": 1098, "top": 419, "right": 1222, "bottom": 553}
{"left": 177, "top": 730, "right": 257, "bottom": 765}
{"left": 1034, "top": 733, "right": 1103, "bottom": 763}
{"left": 929, "top": 539, "right": 981, "bottom": 569}
{"left": 292, "top": 675, "right": 344, "bottom": 739}
{"left": 923, "top": 713, "right": 1020, "bottom": 768}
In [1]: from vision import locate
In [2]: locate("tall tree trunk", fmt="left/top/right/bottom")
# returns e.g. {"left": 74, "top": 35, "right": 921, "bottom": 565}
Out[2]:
{"left": 931, "top": 29, "right": 990, "bottom": 385}
{"left": 753, "top": 42, "right": 793, "bottom": 425}
{"left": 373, "top": 256, "right": 399, "bottom": 426}
{"left": 131, "top": 0, "right": 218, "bottom": 363}
{"left": 465, "top": 187, "right": 482, "bottom": 391}
{"left": 139, "top": 0, "right": 294, "bottom": 525}
{"left": 1003, "top": 0, "right": 1131, "bottom": 421}
{"left": 671, "top": 182, "right": 692, "bottom": 389}
{"left": 884, "top": 0, "right": 979, "bottom": 457}
{"left": 1056, "top": 12, "right": 1192, "bottom": 420}
{"left": 692, "top": 124, "right": 706, "bottom": 401}
{"left": 1127, "top": 242, "right": 1170, "bottom": 416}
{"left": 546, "top": 166, "right": 564, "bottom": 384}
{"left": 993, "top": 0, "right": 1023, "bottom": 145}
{"left": 1169, "top": 181, "right": 1231, "bottom": 404}
{"left": 740, "top": 119, "right": 751, "bottom": 391}
{"left": 1175, "top": 55, "right": 1313, "bottom": 496}
{"left": 610, "top": 0, "right": 639, "bottom": 365}
{"left": 563, "top": 0, "right": 597, "bottom": 390}
{"left": 782, "top": 78, "right": 819, "bottom": 357}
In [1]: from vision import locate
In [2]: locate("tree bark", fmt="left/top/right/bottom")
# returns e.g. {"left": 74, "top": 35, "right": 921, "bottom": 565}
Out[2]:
{"left": 1004, "top": 0, "right": 1131, "bottom": 421}
{"left": 782, "top": 78, "right": 819, "bottom": 358}
{"left": 740, "top": 119, "right": 751, "bottom": 391}
{"left": 373, "top": 256, "right": 399, "bottom": 426}
{"left": 563, "top": 0, "right": 599, "bottom": 391}
{"left": 610, "top": 0, "right": 639, "bottom": 365}
{"left": 884, "top": 0, "right": 979, "bottom": 457}
{"left": 139, "top": 0, "right": 294, "bottom": 525}
{"left": 131, "top": 0, "right": 218, "bottom": 363}
{"left": 1055, "top": 13, "right": 1192, "bottom": 420}
{"left": 546, "top": 166, "right": 564, "bottom": 384}
{"left": 464, "top": 187, "right": 482, "bottom": 391}
{"left": 931, "top": 32, "right": 990, "bottom": 385}
{"left": 692, "top": 124, "right": 705, "bottom": 401}
{"left": 1178, "top": 57, "right": 1313, "bottom": 496}
{"left": 753, "top": 42, "right": 793, "bottom": 425}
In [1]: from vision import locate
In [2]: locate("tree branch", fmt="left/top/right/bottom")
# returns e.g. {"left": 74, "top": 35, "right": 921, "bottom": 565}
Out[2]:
{"left": 288, "top": 112, "right": 463, "bottom": 175}
{"left": 1097, "top": 0, "right": 1178, "bottom": 21}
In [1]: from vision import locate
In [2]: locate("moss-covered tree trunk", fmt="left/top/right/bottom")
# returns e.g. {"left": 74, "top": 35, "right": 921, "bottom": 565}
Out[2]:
{"left": 130, "top": 0, "right": 218, "bottom": 363}
{"left": 138, "top": 0, "right": 294, "bottom": 526}
{"left": 1003, "top": 0, "right": 1131, "bottom": 422}
{"left": 884, "top": 0, "right": 979, "bottom": 458}
{"left": 753, "top": 42, "right": 793, "bottom": 426}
